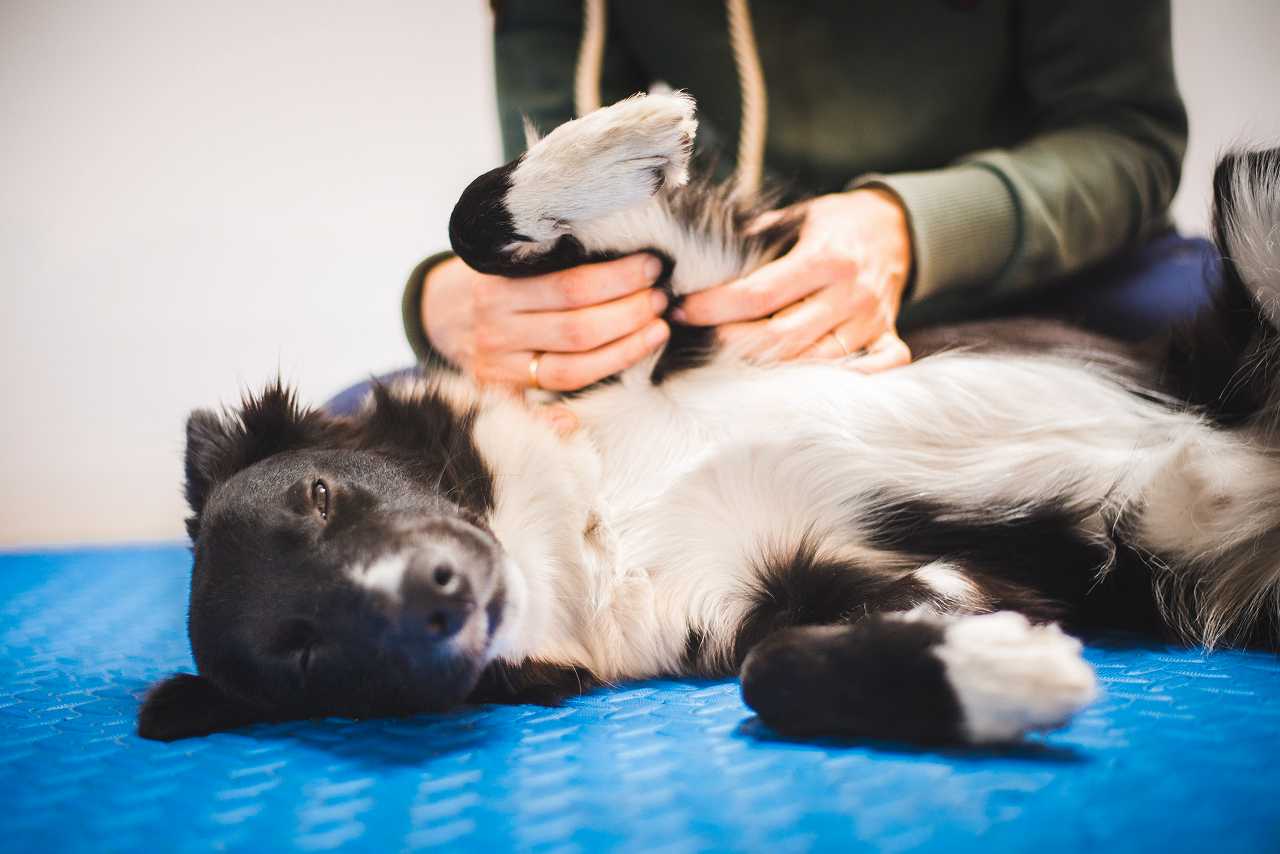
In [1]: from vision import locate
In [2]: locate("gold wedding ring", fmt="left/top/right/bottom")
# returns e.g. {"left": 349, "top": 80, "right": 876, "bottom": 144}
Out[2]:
{"left": 529, "top": 352, "right": 544, "bottom": 389}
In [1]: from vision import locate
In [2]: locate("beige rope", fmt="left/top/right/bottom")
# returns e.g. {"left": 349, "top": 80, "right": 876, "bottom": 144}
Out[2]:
{"left": 726, "top": 0, "right": 767, "bottom": 201}
{"left": 574, "top": 0, "right": 606, "bottom": 117}
{"left": 573, "top": 0, "right": 767, "bottom": 199}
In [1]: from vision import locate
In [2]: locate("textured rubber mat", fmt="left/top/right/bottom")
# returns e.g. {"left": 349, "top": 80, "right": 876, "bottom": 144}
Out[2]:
{"left": 2, "top": 545, "right": 1278, "bottom": 852}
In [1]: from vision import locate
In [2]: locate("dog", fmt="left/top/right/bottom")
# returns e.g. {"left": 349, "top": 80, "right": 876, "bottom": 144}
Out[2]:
{"left": 139, "top": 93, "right": 1280, "bottom": 745}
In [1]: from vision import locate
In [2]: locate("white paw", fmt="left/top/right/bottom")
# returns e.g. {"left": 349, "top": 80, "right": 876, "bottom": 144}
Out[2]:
{"left": 505, "top": 92, "right": 698, "bottom": 244}
{"left": 931, "top": 612, "right": 1098, "bottom": 743}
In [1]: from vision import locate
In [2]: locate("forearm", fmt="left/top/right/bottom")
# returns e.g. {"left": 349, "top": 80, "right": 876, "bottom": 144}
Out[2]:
{"left": 966, "top": 121, "right": 1184, "bottom": 293}
{"left": 860, "top": 121, "right": 1183, "bottom": 302}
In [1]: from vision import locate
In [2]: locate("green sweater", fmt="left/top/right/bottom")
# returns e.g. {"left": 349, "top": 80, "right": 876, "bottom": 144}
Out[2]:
{"left": 405, "top": 0, "right": 1186, "bottom": 358}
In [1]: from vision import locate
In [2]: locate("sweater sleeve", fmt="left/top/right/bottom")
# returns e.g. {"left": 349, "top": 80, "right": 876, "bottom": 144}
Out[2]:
{"left": 854, "top": 0, "right": 1187, "bottom": 303}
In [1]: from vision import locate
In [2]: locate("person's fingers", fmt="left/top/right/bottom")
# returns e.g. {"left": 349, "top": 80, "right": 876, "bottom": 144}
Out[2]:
{"left": 476, "top": 253, "right": 663, "bottom": 314}
{"left": 674, "top": 248, "right": 830, "bottom": 326}
{"left": 814, "top": 292, "right": 895, "bottom": 354}
{"left": 471, "top": 320, "right": 669, "bottom": 391}
{"left": 499, "top": 287, "right": 667, "bottom": 353}
{"left": 844, "top": 331, "right": 912, "bottom": 374}
{"left": 712, "top": 317, "right": 773, "bottom": 360}
{"left": 750, "top": 281, "right": 863, "bottom": 360}
{"left": 532, "top": 319, "right": 670, "bottom": 391}
{"left": 716, "top": 279, "right": 880, "bottom": 361}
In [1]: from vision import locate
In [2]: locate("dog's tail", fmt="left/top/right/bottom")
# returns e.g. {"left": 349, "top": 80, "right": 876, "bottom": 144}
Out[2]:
{"left": 1149, "top": 148, "right": 1280, "bottom": 647}
{"left": 1164, "top": 148, "right": 1280, "bottom": 427}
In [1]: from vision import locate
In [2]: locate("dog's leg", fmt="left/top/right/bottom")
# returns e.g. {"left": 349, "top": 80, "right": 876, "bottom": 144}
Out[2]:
{"left": 448, "top": 92, "right": 698, "bottom": 276}
{"left": 739, "top": 610, "right": 1097, "bottom": 745}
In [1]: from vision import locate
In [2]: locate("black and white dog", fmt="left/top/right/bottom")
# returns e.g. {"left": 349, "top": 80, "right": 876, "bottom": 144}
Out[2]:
{"left": 140, "top": 94, "right": 1280, "bottom": 745}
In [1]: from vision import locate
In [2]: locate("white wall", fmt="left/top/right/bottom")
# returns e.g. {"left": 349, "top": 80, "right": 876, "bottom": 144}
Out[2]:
{"left": 2, "top": 0, "right": 500, "bottom": 546}
{"left": 2, "top": 1, "right": 1278, "bottom": 547}
{"left": 1170, "top": 0, "right": 1280, "bottom": 234}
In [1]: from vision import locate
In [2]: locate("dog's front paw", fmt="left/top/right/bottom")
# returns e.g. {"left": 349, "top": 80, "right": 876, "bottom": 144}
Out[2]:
{"left": 932, "top": 611, "right": 1099, "bottom": 743}
{"left": 505, "top": 92, "right": 698, "bottom": 244}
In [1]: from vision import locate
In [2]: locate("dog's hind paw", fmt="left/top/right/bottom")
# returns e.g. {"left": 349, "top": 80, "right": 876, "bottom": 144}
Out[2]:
{"left": 933, "top": 611, "right": 1099, "bottom": 743}
{"left": 505, "top": 92, "right": 698, "bottom": 244}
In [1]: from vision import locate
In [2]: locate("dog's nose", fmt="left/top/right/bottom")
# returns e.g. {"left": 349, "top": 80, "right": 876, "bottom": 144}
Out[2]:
{"left": 401, "top": 552, "right": 476, "bottom": 640}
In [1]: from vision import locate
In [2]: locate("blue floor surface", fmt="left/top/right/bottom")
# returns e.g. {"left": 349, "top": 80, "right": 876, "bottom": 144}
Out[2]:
{"left": 2, "top": 544, "right": 1278, "bottom": 852}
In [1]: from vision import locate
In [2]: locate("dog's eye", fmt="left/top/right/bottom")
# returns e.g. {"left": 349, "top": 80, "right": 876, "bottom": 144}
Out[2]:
{"left": 311, "top": 479, "right": 330, "bottom": 520}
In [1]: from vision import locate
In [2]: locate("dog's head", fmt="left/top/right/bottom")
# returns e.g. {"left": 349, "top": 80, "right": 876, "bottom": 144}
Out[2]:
{"left": 138, "top": 379, "right": 515, "bottom": 740}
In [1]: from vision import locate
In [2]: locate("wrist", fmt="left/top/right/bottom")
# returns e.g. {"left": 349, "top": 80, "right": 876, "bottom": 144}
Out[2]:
{"left": 849, "top": 187, "right": 913, "bottom": 302}
{"left": 402, "top": 252, "right": 463, "bottom": 368}
{"left": 421, "top": 255, "right": 471, "bottom": 368}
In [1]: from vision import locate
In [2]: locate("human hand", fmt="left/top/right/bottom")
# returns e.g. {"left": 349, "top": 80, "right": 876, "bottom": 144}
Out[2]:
{"left": 422, "top": 253, "right": 671, "bottom": 393}
{"left": 674, "top": 188, "right": 913, "bottom": 373}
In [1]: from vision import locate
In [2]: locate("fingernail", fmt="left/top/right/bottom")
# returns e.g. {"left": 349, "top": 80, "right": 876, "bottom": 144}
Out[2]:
{"left": 642, "top": 255, "right": 662, "bottom": 282}
{"left": 644, "top": 321, "right": 670, "bottom": 347}
{"left": 650, "top": 289, "right": 668, "bottom": 313}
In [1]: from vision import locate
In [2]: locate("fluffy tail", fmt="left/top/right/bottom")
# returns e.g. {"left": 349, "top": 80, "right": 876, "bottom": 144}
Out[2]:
{"left": 1164, "top": 148, "right": 1280, "bottom": 427}
{"left": 1151, "top": 148, "right": 1280, "bottom": 648}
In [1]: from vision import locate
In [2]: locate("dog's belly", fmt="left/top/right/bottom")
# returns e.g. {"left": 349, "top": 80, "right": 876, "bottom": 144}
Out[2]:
{"left": 559, "top": 350, "right": 1265, "bottom": 678}
{"left": 570, "top": 351, "right": 1189, "bottom": 521}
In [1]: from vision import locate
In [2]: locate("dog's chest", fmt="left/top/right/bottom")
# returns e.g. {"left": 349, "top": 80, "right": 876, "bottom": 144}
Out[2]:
{"left": 549, "top": 360, "right": 880, "bottom": 675}
{"left": 572, "top": 360, "right": 859, "bottom": 516}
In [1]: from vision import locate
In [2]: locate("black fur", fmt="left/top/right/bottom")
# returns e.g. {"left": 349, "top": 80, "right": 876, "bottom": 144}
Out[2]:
{"left": 862, "top": 495, "right": 1163, "bottom": 634}
{"left": 468, "top": 660, "right": 597, "bottom": 707}
{"left": 184, "top": 382, "right": 343, "bottom": 538}
{"left": 138, "top": 674, "right": 272, "bottom": 742}
{"left": 1155, "top": 151, "right": 1280, "bottom": 425}
{"left": 358, "top": 382, "right": 495, "bottom": 517}
{"left": 447, "top": 160, "right": 522, "bottom": 274}
{"left": 741, "top": 618, "right": 963, "bottom": 743}
{"left": 141, "top": 380, "right": 510, "bottom": 740}
{"left": 651, "top": 321, "right": 718, "bottom": 383}
{"left": 731, "top": 536, "right": 934, "bottom": 668}
{"left": 449, "top": 159, "right": 611, "bottom": 279}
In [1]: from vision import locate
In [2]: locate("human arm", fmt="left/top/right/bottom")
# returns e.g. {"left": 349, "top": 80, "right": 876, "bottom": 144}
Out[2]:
{"left": 860, "top": 0, "right": 1186, "bottom": 303}
{"left": 679, "top": 2, "right": 1185, "bottom": 367}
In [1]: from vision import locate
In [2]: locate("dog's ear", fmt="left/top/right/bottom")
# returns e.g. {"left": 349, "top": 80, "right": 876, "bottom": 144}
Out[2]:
{"left": 137, "top": 674, "right": 267, "bottom": 741}
{"left": 184, "top": 408, "right": 237, "bottom": 531}
{"left": 184, "top": 381, "right": 341, "bottom": 538}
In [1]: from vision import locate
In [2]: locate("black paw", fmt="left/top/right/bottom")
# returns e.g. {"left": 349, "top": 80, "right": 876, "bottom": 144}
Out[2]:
{"left": 739, "top": 619, "right": 963, "bottom": 743}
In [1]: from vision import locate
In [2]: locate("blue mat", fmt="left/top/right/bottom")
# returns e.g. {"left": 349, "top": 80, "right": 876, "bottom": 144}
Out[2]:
{"left": 2, "top": 545, "right": 1278, "bottom": 852}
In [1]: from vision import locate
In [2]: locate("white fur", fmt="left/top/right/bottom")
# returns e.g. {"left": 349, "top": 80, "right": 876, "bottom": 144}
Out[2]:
{"left": 504, "top": 92, "right": 697, "bottom": 248}
{"left": 502, "top": 92, "right": 781, "bottom": 300}
{"left": 1223, "top": 150, "right": 1280, "bottom": 325}
{"left": 351, "top": 554, "right": 408, "bottom": 601}
{"left": 467, "top": 391, "right": 608, "bottom": 666}
{"left": 931, "top": 612, "right": 1098, "bottom": 743}
{"left": 914, "top": 562, "right": 984, "bottom": 610}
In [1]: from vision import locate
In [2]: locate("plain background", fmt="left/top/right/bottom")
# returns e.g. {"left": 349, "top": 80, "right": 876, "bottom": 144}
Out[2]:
{"left": 3, "top": 1, "right": 1280, "bottom": 548}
